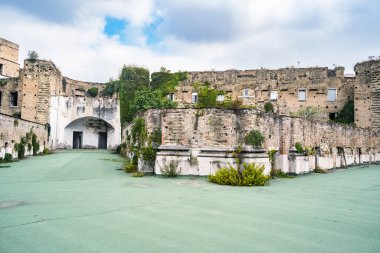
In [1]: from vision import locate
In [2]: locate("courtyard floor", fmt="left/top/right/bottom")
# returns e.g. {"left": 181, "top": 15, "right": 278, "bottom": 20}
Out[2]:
{"left": 0, "top": 150, "right": 379, "bottom": 253}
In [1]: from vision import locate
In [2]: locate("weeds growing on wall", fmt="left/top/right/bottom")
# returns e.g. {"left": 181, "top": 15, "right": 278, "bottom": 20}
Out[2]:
{"left": 3, "top": 153, "right": 13, "bottom": 163}
{"left": 290, "top": 106, "right": 320, "bottom": 120}
{"left": 160, "top": 160, "right": 181, "bottom": 177}
{"left": 132, "top": 171, "right": 145, "bottom": 177}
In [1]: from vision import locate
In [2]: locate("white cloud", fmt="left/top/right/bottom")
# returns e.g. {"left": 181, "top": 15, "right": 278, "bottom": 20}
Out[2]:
{"left": 0, "top": 0, "right": 379, "bottom": 82}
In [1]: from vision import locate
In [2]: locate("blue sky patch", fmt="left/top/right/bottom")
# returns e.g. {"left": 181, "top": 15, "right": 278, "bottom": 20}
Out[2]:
{"left": 143, "top": 17, "right": 164, "bottom": 46}
{"left": 103, "top": 16, "right": 128, "bottom": 41}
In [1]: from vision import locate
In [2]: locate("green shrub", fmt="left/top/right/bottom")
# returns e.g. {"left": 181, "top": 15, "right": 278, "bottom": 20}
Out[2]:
{"left": 4, "top": 153, "right": 13, "bottom": 163}
{"left": 87, "top": 87, "right": 98, "bottom": 97}
{"left": 141, "top": 145, "right": 157, "bottom": 169}
{"left": 245, "top": 130, "right": 264, "bottom": 147}
{"left": 32, "top": 133, "right": 39, "bottom": 156}
{"left": 295, "top": 142, "right": 304, "bottom": 154}
{"left": 124, "top": 163, "right": 138, "bottom": 173}
{"left": 209, "top": 163, "right": 270, "bottom": 186}
{"left": 304, "top": 146, "right": 315, "bottom": 156}
{"left": 264, "top": 102, "right": 274, "bottom": 113}
{"left": 43, "top": 148, "right": 50, "bottom": 155}
{"left": 333, "top": 100, "right": 354, "bottom": 124}
{"left": 132, "top": 171, "right": 144, "bottom": 177}
{"left": 160, "top": 160, "right": 180, "bottom": 177}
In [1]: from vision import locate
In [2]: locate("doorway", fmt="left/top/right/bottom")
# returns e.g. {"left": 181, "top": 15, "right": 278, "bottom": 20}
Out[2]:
{"left": 98, "top": 132, "right": 107, "bottom": 149}
{"left": 73, "top": 131, "right": 83, "bottom": 149}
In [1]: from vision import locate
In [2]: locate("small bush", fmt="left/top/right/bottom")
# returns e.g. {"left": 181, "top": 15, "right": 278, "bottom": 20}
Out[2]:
{"left": 209, "top": 163, "right": 270, "bottom": 186}
{"left": 124, "top": 163, "right": 138, "bottom": 173}
{"left": 43, "top": 148, "right": 50, "bottom": 155}
{"left": 160, "top": 160, "right": 181, "bottom": 177}
{"left": 87, "top": 87, "right": 98, "bottom": 97}
{"left": 245, "top": 130, "right": 265, "bottom": 147}
{"left": 4, "top": 153, "right": 13, "bottom": 163}
{"left": 132, "top": 171, "right": 144, "bottom": 177}
{"left": 304, "top": 146, "right": 316, "bottom": 156}
{"left": 264, "top": 102, "right": 274, "bottom": 113}
{"left": 295, "top": 142, "right": 304, "bottom": 154}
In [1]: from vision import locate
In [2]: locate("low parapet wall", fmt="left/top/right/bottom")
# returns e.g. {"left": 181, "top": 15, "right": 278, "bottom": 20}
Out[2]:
{"left": 0, "top": 113, "right": 47, "bottom": 158}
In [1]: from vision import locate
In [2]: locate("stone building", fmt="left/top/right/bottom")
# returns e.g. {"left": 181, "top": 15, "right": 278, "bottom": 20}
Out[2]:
{"left": 172, "top": 67, "right": 354, "bottom": 122}
{"left": 0, "top": 37, "right": 121, "bottom": 155}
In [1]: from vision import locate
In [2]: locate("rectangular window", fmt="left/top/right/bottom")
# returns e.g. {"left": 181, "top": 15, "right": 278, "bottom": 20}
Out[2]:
{"left": 191, "top": 92, "right": 198, "bottom": 103}
{"left": 216, "top": 94, "right": 225, "bottom": 102}
{"left": 270, "top": 90, "right": 278, "bottom": 101}
{"left": 243, "top": 89, "right": 249, "bottom": 97}
{"left": 10, "top": 91, "right": 18, "bottom": 107}
{"left": 0, "top": 91, "right": 2, "bottom": 106}
{"left": 167, "top": 93, "right": 175, "bottom": 101}
{"left": 327, "top": 88, "right": 337, "bottom": 102}
{"left": 0, "top": 64, "right": 3, "bottom": 75}
{"left": 298, "top": 89, "right": 307, "bottom": 101}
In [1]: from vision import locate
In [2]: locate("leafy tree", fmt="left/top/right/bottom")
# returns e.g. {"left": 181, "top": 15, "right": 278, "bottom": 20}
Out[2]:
{"left": 87, "top": 87, "right": 98, "bottom": 97}
{"left": 27, "top": 50, "right": 39, "bottom": 62}
{"left": 119, "top": 66, "right": 150, "bottom": 124}
{"left": 150, "top": 68, "right": 173, "bottom": 90}
{"left": 102, "top": 79, "right": 120, "bottom": 97}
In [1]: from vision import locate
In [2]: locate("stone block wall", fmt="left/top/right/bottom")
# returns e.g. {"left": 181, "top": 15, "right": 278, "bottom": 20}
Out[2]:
{"left": 0, "top": 78, "right": 22, "bottom": 116}
{"left": 0, "top": 37, "right": 19, "bottom": 78}
{"left": 21, "top": 60, "right": 62, "bottom": 124}
{"left": 174, "top": 67, "right": 353, "bottom": 121}
{"left": 0, "top": 113, "right": 47, "bottom": 158}
{"left": 354, "top": 59, "right": 380, "bottom": 131}
{"left": 142, "top": 108, "right": 377, "bottom": 155}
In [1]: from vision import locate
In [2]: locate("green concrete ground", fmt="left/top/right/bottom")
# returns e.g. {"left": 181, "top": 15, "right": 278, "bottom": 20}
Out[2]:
{"left": 0, "top": 150, "right": 379, "bottom": 253}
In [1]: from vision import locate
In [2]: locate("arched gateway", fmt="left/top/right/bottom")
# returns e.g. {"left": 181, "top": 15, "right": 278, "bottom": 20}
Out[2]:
{"left": 64, "top": 117, "right": 115, "bottom": 149}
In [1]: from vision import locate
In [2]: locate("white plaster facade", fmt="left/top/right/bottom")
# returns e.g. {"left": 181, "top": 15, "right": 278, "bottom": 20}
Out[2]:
{"left": 49, "top": 96, "right": 121, "bottom": 149}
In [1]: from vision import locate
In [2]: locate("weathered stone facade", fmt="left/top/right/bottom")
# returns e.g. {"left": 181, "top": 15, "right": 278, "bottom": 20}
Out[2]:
{"left": 0, "top": 37, "right": 121, "bottom": 150}
{"left": 0, "top": 37, "right": 19, "bottom": 78}
{"left": 0, "top": 113, "right": 47, "bottom": 158}
{"left": 128, "top": 108, "right": 380, "bottom": 175}
{"left": 354, "top": 59, "right": 380, "bottom": 131}
{"left": 174, "top": 67, "right": 354, "bottom": 121}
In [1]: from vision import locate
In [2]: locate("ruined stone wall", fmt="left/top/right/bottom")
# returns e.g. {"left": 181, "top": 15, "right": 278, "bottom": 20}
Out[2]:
{"left": 141, "top": 109, "right": 377, "bottom": 156}
{"left": 354, "top": 60, "right": 380, "bottom": 131}
{"left": 21, "top": 60, "right": 62, "bottom": 124}
{"left": 0, "top": 78, "right": 22, "bottom": 116}
{"left": 0, "top": 113, "right": 47, "bottom": 158}
{"left": 0, "top": 37, "right": 20, "bottom": 78}
{"left": 174, "top": 67, "right": 353, "bottom": 121}
{"left": 63, "top": 77, "right": 106, "bottom": 97}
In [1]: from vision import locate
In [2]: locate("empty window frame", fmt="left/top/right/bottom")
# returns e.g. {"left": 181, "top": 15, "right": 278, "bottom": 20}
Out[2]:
{"left": 327, "top": 88, "right": 337, "bottom": 102}
{"left": 243, "top": 89, "right": 249, "bottom": 97}
{"left": 0, "top": 91, "right": 2, "bottom": 106}
{"left": 0, "top": 64, "right": 3, "bottom": 75}
{"left": 298, "top": 89, "right": 307, "bottom": 101}
{"left": 191, "top": 92, "right": 198, "bottom": 103}
{"left": 216, "top": 94, "right": 225, "bottom": 102}
{"left": 10, "top": 91, "right": 18, "bottom": 107}
{"left": 166, "top": 93, "right": 175, "bottom": 101}
{"left": 270, "top": 90, "right": 278, "bottom": 101}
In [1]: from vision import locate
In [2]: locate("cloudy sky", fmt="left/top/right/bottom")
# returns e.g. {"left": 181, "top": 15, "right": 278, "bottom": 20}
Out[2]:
{"left": 0, "top": 0, "right": 379, "bottom": 82}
